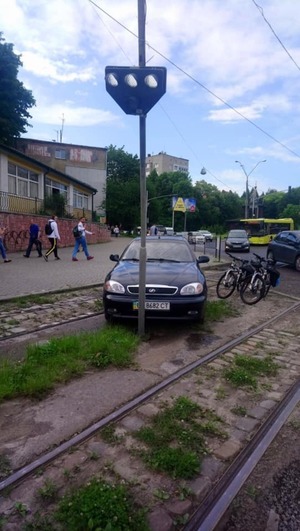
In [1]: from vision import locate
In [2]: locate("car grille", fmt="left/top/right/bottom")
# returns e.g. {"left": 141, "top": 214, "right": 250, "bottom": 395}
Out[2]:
{"left": 127, "top": 285, "right": 178, "bottom": 295}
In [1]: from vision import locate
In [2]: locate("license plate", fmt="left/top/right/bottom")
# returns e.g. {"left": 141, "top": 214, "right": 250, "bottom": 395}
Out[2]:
{"left": 133, "top": 301, "right": 170, "bottom": 310}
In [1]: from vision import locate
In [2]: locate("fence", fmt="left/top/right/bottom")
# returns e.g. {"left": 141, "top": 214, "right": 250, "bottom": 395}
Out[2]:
{"left": 0, "top": 191, "right": 93, "bottom": 220}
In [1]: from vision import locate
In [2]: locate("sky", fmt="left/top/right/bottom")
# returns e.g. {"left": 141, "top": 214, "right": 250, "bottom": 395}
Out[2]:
{"left": 1, "top": 0, "right": 300, "bottom": 197}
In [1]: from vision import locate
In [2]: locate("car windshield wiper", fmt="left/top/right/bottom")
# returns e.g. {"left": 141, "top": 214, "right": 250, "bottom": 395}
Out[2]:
{"left": 147, "top": 257, "right": 180, "bottom": 262}
{"left": 121, "top": 258, "right": 139, "bottom": 261}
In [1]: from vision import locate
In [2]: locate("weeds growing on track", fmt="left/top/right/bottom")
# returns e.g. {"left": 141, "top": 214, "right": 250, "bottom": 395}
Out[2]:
{"left": 133, "top": 396, "right": 227, "bottom": 479}
{"left": 224, "top": 354, "right": 278, "bottom": 389}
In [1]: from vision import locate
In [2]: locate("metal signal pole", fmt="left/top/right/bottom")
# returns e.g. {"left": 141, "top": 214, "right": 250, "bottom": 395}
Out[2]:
{"left": 138, "top": 0, "right": 147, "bottom": 336}
{"left": 105, "top": 0, "right": 166, "bottom": 336}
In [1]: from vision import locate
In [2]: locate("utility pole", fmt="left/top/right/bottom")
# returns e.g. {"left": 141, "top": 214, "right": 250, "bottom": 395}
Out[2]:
{"left": 235, "top": 160, "right": 266, "bottom": 218}
{"left": 60, "top": 114, "right": 65, "bottom": 143}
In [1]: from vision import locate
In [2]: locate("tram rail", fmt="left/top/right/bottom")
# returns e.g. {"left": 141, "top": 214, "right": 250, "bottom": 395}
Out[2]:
{"left": 1, "top": 298, "right": 300, "bottom": 530}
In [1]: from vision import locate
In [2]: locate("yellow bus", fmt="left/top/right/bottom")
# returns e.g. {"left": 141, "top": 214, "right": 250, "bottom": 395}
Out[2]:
{"left": 240, "top": 218, "right": 294, "bottom": 245}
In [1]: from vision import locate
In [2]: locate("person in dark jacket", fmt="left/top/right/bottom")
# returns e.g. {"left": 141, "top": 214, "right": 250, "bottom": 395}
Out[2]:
{"left": 23, "top": 219, "right": 42, "bottom": 258}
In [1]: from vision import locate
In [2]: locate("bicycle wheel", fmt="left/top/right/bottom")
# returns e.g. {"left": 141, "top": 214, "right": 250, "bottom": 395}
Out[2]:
{"left": 216, "top": 271, "right": 237, "bottom": 299}
{"left": 240, "top": 273, "right": 265, "bottom": 305}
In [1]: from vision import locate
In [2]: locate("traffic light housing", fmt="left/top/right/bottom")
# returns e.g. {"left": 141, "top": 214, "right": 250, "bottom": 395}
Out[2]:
{"left": 105, "top": 66, "right": 167, "bottom": 115}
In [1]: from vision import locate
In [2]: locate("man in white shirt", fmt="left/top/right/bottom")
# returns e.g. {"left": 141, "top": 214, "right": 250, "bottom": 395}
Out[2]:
{"left": 72, "top": 217, "right": 94, "bottom": 262}
{"left": 44, "top": 216, "right": 61, "bottom": 261}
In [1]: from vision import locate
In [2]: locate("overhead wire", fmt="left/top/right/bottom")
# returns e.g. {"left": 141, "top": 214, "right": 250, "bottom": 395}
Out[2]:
{"left": 87, "top": 0, "right": 300, "bottom": 199}
{"left": 252, "top": 0, "right": 300, "bottom": 72}
{"left": 87, "top": 0, "right": 236, "bottom": 191}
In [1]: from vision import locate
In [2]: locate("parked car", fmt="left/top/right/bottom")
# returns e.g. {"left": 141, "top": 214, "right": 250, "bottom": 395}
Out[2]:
{"left": 225, "top": 229, "right": 250, "bottom": 252}
{"left": 267, "top": 230, "right": 300, "bottom": 271}
{"left": 198, "top": 230, "right": 213, "bottom": 242}
{"left": 188, "top": 231, "right": 205, "bottom": 244}
{"left": 103, "top": 236, "right": 210, "bottom": 322}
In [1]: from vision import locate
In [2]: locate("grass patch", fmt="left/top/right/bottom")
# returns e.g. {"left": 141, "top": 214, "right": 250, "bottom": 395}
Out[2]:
{"left": 54, "top": 478, "right": 148, "bottom": 530}
{"left": 231, "top": 405, "right": 247, "bottom": 416}
{"left": 2, "top": 294, "right": 60, "bottom": 310}
{"left": 134, "top": 396, "right": 227, "bottom": 479}
{"left": 224, "top": 354, "right": 278, "bottom": 389}
{"left": 101, "top": 425, "right": 124, "bottom": 444}
{"left": 37, "top": 479, "right": 59, "bottom": 501}
{"left": 0, "top": 326, "right": 139, "bottom": 402}
{"left": 0, "top": 454, "right": 12, "bottom": 480}
{"left": 205, "top": 299, "right": 238, "bottom": 322}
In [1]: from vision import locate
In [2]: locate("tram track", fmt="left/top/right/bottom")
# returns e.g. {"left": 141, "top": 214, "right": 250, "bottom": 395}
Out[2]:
{"left": 1, "top": 296, "right": 300, "bottom": 530}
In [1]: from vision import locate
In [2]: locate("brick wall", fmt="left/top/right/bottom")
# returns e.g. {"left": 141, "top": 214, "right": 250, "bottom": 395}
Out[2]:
{"left": 0, "top": 213, "right": 111, "bottom": 253}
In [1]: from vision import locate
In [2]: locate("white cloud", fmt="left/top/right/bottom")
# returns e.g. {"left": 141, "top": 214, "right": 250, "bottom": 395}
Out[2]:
{"left": 2, "top": 0, "right": 300, "bottom": 193}
{"left": 31, "top": 103, "right": 120, "bottom": 127}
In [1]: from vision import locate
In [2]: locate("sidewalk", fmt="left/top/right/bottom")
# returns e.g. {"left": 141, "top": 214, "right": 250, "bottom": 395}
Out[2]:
{"left": 0, "top": 238, "right": 129, "bottom": 301}
{"left": 0, "top": 237, "right": 224, "bottom": 301}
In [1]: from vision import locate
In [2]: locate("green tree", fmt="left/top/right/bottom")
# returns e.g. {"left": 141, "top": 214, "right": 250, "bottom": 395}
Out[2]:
{"left": 280, "top": 204, "right": 300, "bottom": 228}
{"left": 0, "top": 33, "right": 35, "bottom": 145}
{"left": 147, "top": 171, "right": 194, "bottom": 230}
{"left": 262, "top": 190, "right": 286, "bottom": 218}
{"left": 104, "top": 145, "right": 140, "bottom": 230}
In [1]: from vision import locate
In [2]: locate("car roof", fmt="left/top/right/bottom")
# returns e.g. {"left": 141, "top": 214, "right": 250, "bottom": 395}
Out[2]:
{"left": 136, "top": 235, "right": 187, "bottom": 241}
{"left": 276, "top": 230, "right": 300, "bottom": 237}
{"left": 228, "top": 229, "right": 247, "bottom": 235}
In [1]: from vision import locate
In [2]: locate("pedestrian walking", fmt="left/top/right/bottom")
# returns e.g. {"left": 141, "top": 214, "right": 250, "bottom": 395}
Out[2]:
{"left": 149, "top": 224, "right": 158, "bottom": 236}
{"left": 0, "top": 226, "right": 11, "bottom": 263}
{"left": 113, "top": 225, "right": 120, "bottom": 237}
{"left": 23, "top": 219, "right": 42, "bottom": 258}
{"left": 72, "top": 217, "right": 94, "bottom": 261}
{"left": 44, "top": 216, "right": 60, "bottom": 261}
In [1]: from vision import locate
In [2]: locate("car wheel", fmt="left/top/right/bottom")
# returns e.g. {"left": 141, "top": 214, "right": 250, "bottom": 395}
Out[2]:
{"left": 267, "top": 250, "right": 276, "bottom": 263}
{"left": 295, "top": 255, "right": 300, "bottom": 272}
{"left": 104, "top": 310, "right": 113, "bottom": 323}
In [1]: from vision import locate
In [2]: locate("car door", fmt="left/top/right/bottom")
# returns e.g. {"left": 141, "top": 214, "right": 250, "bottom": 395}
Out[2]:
{"left": 284, "top": 232, "right": 299, "bottom": 264}
{"left": 273, "top": 232, "right": 294, "bottom": 264}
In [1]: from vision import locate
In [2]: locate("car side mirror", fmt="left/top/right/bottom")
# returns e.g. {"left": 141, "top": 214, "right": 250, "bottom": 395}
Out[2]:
{"left": 197, "top": 255, "right": 210, "bottom": 263}
{"left": 110, "top": 254, "right": 120, "bottom": 262}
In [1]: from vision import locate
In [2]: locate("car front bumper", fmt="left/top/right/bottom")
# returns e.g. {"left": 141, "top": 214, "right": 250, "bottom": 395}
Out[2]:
{"left": 103, "top": 293, "right": 207, "bottom": 320}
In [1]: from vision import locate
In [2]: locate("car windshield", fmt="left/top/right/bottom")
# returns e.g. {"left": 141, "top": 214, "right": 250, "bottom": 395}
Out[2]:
{"left": 228, "top": 230, "right": 247, "bottom": 238}
{"left": 122, "top": 239, "right": 194, "bottom": 262}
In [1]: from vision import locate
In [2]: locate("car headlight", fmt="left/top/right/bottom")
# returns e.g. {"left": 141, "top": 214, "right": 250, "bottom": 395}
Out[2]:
{"left": 104, "top": 280, "right": 125, "bottom": 293}
{"left": 180, "top": 282, "right": 204, "bottom": 295}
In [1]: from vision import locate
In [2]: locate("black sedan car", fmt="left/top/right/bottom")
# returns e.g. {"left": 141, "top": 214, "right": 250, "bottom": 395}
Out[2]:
{"left": 267, "top": 230, "right": 300, "bottom": 271}
{"left": 103, "top": 236, "right": 209, "bottom": 322}
{"left": 225, "top": 229, "right": 250, "bottom": 252}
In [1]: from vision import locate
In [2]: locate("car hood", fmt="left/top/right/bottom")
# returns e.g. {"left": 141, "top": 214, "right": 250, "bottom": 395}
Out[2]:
{"left": 107, "top": 260, "right": 205, "bottom": 286}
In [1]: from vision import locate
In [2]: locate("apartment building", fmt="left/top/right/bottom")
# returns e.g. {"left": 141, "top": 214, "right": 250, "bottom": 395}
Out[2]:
{"left": 15, "top": 139, "right": 107, "bottom": 217}
{"left": 145, "top": 151, "right": 189, "bottom": 177}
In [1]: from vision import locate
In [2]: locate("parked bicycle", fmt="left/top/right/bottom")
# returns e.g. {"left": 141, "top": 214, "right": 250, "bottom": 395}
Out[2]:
{"left": 216, "top": 253, "right": 254, "bottom": 299}
{"left": 239, "top": 253, "right": 280, "bottom": 305}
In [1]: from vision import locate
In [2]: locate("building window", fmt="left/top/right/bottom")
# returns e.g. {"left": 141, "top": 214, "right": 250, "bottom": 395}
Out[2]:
{"left": 45, "top": 177, "right": 68, "bottom": 199}
{"left": 55, "top": 149, "right": 66, "bottom": 160}
{"left": 8, "top": 161, "right": 40, "bottom": 198}
{"left": 73, "top": 190, "right": 88, "bottom": 210}
{"left": 173, "top": 164, "right": 188, "bottom": 173}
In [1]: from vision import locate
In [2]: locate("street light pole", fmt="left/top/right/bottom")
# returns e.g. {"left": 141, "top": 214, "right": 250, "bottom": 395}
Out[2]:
{"left": 235, "top": 160, "right": 266, "bottom": 218}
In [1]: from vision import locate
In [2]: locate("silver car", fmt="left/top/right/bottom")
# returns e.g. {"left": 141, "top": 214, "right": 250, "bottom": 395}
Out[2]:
{"left": 225, "top": 229, "right": 250, "bottom": 252}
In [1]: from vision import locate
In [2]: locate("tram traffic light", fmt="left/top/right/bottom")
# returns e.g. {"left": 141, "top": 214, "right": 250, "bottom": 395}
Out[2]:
{"left": 105, "top": 66, "right": 167, "bottom": 115}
